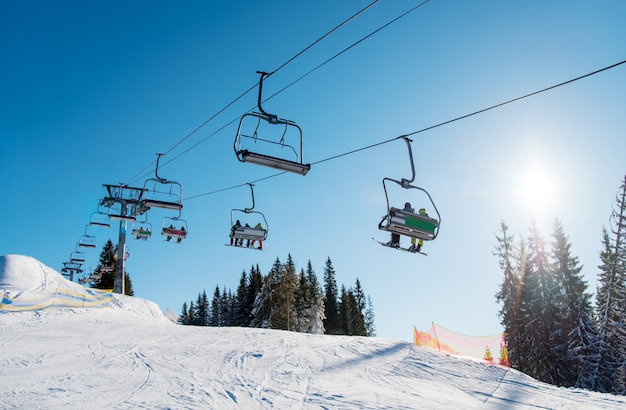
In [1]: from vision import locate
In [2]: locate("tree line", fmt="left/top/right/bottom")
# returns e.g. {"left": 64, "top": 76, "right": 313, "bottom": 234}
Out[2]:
{"left": 495, "top": 175, "right": 626, "bottom": 394}
{"left": 178, "top": 255, "right": 376, "bottom": 337}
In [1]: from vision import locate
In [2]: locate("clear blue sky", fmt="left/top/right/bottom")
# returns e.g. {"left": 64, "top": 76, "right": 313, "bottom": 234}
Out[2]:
{"left": 2, "top": 0, "right": 625, "bottom": 342}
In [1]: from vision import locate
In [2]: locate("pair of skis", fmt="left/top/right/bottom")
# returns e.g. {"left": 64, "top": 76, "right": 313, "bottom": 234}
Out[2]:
{"left": 372, "top": 238, "right": 427, "bottom": 256}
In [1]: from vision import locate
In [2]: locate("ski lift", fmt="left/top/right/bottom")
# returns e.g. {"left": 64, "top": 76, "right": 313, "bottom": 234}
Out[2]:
{"left": 234, "top": 71, "right": 311, "bottom": 175}
{"left": 229, "top": 183, "right": 269, "bottom": 248}
{"left": 77, "top": 225, "right": 97, "bottom": 248}
{"left": 378, "top": 137, "right": 441, "bottom": 245}
{"left": 99, "top": 264, "right": 114, "bottom": 273}
{"left": 89, "top": 201, "right": 111, "bottom": 228}
{"left": 162, "top": 216, "right": 188, "bottom": 243}
{"left": 61, "top": 261, "right": 83, "bottom": 275}
{"left": 141, "top": 153, "right": 184, "bottom": 212}
{"left": 131, "top": 214, "right": 153, "bottom": 240}
{"left": 69, "top": 249, "right": 86, "bottom": 264}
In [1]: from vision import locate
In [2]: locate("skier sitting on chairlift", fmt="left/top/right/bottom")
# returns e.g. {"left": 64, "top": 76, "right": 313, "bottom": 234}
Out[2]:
{"left": 177, "top": 226, "right": 186, "bottom": 243}
{"left": 230, "top": 220, "right": 242, "bottom": 246}
{"left": 408, "top": 208, "right": 429, "bottom": 253}
{"left": 387, "top": 202, "right": 415, "bottom": 248}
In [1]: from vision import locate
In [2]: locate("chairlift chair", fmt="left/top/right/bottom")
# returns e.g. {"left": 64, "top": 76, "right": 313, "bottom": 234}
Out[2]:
{"left": 69, "top": 250, "right": 86, "bottom": 264}
{"left": 89, "top": 207, "right": 111, "bottom": 228}
{"left": 162, "top": 216, "right": 188, "bottom": 242}
{"left": 377, "top": 137, "right": 441, "bottom": 244}
{"left": 141, "top": 153, "right": 184, "bottom": 212}
{"left": 62, "top": 262, "right": 83, "bottom": 275}
{"left": 131, "top": 214, "right": 153, "bottom": 240}
{"left": 78, "top": 235, "right": 97, "bottom": 248}
{"left": 229, "top": 183, "right": 268, "bottom": 247}
{"left": 131, "top": 222, "right": 153, "bottom": 240}
{"left": 78, "top": 226, "right": 97, "bottom": 248}
{"left": 234, "top": 71, "right": 311, "bottom": 175}
{"left": 99, "top": 265, "right": 114, "bottom": 273}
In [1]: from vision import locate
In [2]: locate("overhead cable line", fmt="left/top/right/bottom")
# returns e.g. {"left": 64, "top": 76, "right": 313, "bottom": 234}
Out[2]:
{"left": 185, "top": 59, "right": 626, "bottom": 201}
{"left": 268, "top": 0, "right": 382, "bottom": 77}
{"left": 123, "top": 0, "right": 384, "bottom": 186}
{"left": 128, "top": 0, "right": 431, "bottom": 186}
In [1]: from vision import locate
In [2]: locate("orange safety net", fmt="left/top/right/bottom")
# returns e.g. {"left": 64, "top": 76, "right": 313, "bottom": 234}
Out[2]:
{"left": 414, "top": 322, "right": 509, "bottom": 367}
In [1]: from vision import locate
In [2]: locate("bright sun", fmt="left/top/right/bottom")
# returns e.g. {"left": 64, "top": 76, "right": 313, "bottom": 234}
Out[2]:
{"left": 513, "top": 161, "right": 558, "bottom": 216}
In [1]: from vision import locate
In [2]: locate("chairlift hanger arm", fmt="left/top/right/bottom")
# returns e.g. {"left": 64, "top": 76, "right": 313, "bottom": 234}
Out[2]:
{"left": 245, "top": 183, "right": 255, "bottom": 212}
{"left": 256, "top": 71, "right": 280, "bottom": 124}
{"left": 154, "top": 153, "right": 167, "bottom": 183}
{"left": 400, "top": 136, "right": 415, "bottom": 188}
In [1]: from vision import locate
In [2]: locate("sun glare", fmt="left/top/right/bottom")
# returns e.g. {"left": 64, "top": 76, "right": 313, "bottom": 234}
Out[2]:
{"left": 513, "top": 161, "right": 558, "bottom": 216}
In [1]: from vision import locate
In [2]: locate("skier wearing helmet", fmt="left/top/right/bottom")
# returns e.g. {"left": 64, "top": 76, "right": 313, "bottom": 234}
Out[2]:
{"left": 387, "top": 202, "right": 415, "bottom": 248}
{"left": 409, "top": 208, "right": 429, "bottom": 253}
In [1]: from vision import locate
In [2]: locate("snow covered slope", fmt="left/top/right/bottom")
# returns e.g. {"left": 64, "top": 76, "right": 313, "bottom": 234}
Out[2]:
{"left": 1, "top": 255, "right": 624, "bottom": 409}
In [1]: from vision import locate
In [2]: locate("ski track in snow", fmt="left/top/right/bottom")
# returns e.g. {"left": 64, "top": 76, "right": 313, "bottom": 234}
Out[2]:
{"left": 3, "top": 255, "right": 626, "bottom": 409}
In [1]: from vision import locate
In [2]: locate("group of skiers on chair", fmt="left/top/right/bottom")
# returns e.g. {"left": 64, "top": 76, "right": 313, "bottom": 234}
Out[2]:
{"left": 386, "top": 202, "right": 428, "bottom": 253}
{"left": 230, "top": 220, "right": 263, "bottom": 250}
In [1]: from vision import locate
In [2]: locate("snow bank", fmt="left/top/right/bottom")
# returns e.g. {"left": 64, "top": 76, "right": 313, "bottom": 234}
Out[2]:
{"left": 0, "top": 254, "right": 168, "bottom": 323}
{"left": 0, "top": 254, "right": 51, "bottom": 292}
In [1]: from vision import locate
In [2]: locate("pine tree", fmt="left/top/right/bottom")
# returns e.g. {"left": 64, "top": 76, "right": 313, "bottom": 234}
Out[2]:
{"left": 494, "top": 222, "right": 524, "bottom": 370}
{"left": 294, "top": 268, "right": 309, "bottom": 333}
{"left": 93, "top": 240, "right": 117, "bottom": 290}
{"left": 592, "top": 175, "right": 626, "bottom": 394}
{"left": 339, "top": 286, "right": 353, "bottom": 335}
{"left": 233, "top": 270, "right": 249, "bottom": 326}
{"left": 247, "top": 264, "right": 263, "bottom": 325}
{"left": 179, "top": 301, "right": 189, "bottom": 325}
{"left": 549, "top": 220, "right": 597, "bottom": 389}
{"left": 305, "top": 260, "right": 325, "bottom": 334}
{"left": 323, "top": 257, "right": 341, "bottom": 335}
{"left": 222, "top": 287, "right": 235, "bottom": 326}
{"left": 351, "top": 279, "right": 367, "bottom": 336}
{"left": 523, "top": 220, "right": 559, "bottom": 385}
{"left": 272, "top": 255, "right": 298, "bottom": 331}
{"left": 187, "top": 300, "right": 197, "bottom": 325}
{"left": 251, "top": 258, "right": 281, "bottom": 328}
{"left": 210, "top": 286, "right": 223, "bottom": 326}
{"left": 364, "top": 295, "right": 376, "bottom": 337}
{"left": 195, "top": 290, "right": 209, "bottom": 326}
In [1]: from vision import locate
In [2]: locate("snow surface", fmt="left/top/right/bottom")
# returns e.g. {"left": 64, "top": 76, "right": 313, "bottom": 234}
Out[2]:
{"left": 1, "top": 255, "right": 625, "bottom": 409}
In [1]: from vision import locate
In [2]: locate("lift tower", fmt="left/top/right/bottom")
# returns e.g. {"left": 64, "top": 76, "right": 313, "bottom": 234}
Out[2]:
{"left": 100, "top": 184, "right": 146, "bottom": 295}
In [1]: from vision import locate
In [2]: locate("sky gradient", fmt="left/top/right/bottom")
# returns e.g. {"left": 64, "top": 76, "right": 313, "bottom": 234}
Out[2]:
{"left": 2, "top": 0, "right": 625, "bottom": 342}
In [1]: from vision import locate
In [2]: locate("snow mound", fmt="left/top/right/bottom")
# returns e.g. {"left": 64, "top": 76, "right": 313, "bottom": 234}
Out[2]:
{"left": 0, "top": 254, "right": 51, "bottom": 292}
{"left": 0, "top": 254, "right": 169, "bottom": 323}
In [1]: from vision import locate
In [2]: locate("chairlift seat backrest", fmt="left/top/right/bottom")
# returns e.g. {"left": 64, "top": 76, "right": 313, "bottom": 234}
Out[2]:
{"left": 231, "top": 225, "right": 267, "bottom": 241}
{"left": 132, "top": 228, "right": 152, "bottom": 238}
{"left": 383, "top": 207, "right": 438, "bottom": 241}
{"left": 162, "top": 226, "right": 187, "bottom": 239}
